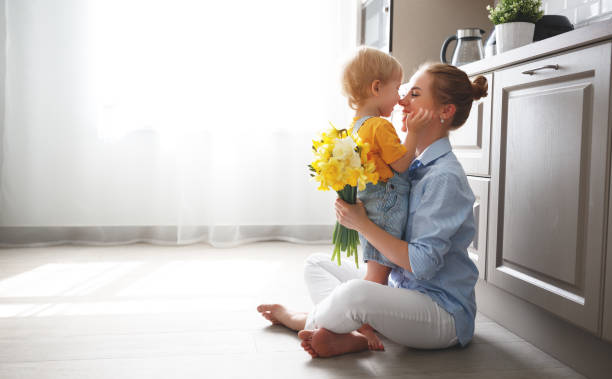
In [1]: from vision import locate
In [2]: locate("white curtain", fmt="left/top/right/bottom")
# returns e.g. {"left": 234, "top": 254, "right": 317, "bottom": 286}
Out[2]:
{"left": 0, "top": 0, "right": 361, "bottom": 246}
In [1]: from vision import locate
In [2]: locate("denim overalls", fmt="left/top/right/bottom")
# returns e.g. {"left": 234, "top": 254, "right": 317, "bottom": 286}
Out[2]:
{"left": 352, "top": 116, "right": 411, "bottom": 270}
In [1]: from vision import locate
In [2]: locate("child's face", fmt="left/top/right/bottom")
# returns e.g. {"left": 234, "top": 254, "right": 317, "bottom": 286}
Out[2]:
{"left": 376, "top": 70, "right": 402, "bottom": 117}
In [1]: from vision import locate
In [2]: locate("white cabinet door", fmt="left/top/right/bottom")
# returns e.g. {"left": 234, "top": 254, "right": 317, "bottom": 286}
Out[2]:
{"left": 487, "top": 43, "right": 611, "bottom": 334}
{"left": 450, "top": 73, "right": 493, "bottom": 177}
{"left": 605, "top": 180, "right": 612, "bottom": 343}
{"left": 467, "top": 176, "right": 489, "bottom": 280}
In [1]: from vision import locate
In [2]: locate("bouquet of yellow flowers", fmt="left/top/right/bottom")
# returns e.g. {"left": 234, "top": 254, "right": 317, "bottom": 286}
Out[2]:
{"left": 308, "top": 123, "right": 379, "bottom": 267}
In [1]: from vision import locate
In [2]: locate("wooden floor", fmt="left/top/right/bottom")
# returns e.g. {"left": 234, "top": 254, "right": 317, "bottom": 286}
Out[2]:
{"left": 0, "top": 242, "right": 585, "bottom": 379}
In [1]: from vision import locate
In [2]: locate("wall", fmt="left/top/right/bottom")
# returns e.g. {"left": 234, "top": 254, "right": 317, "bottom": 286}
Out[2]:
{"left": 542, "top": 0, "right": 612, "bottom": 27}
{"left": 391, "top": 0, "right": 494, "bottom": 76}
{"left": 0, "top": 0, "right": 4, "bottom": 194}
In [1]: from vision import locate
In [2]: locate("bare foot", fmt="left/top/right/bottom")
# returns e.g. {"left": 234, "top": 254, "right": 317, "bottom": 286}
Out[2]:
{"left": 297, "top": 329, "right": 319, "bottom": 358}
{"left": 256, "top": 304, "right": 307, "bottom": 331}
{"left": 357, "top": 323, "right": 384, "bottom": 351}
{"left": 298, "top": 328, "right": 369, "bottom": 358}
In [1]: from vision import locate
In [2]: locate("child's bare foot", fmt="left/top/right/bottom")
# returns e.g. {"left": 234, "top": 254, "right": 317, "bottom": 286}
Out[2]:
{"left": 256, "top": 304, "right": 307, "bottom": 331}
{"left": 298, "top": 328, "right": 369, "bottom": 358}
{"left": 357, "top": 323, "right": 385, "bottom": 351}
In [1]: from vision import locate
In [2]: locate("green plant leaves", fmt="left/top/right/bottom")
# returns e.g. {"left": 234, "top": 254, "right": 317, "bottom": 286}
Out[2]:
{"left": 487, "top": 0, "right": 544, "bottom": 25}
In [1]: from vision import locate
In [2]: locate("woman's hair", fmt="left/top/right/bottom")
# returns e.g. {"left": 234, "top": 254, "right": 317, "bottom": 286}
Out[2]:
{"left": 420, "top": 63, "right": 488, "bottom": 129}
{"left": 342, "top": 46, "right": 403, "bottom": 110}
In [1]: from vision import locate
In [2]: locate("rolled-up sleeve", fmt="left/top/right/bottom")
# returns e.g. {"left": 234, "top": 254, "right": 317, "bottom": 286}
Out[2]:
{"left": 408, "top": 173, "right": 474, "bottom": 280}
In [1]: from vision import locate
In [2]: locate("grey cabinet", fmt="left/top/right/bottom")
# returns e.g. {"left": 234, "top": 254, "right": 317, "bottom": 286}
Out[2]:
{"left": 467, "top": 177, "right": 489, "bottom": 280}
{"left": 449, "top": 73, "right": 493, "bottom": 177}
{"left": 451, "top": 72, "right": 493, "bottom": 280}
{"left": 487, "top": 42, "right": 611, "bottom": 334}
{"left": 605, "top": 187, "right": 612, "bottom": 343}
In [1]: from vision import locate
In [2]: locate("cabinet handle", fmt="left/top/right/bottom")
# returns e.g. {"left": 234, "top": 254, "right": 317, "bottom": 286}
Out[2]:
{"left": 521, "top": 64, "right": 560, "bottom": 75}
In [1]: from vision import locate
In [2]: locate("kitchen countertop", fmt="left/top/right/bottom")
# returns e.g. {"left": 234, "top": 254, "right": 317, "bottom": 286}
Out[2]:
{"left": 461, "top": 19, "right": 612, "bottom": 76}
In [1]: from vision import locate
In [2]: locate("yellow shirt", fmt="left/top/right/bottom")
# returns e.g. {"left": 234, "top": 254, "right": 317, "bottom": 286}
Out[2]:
{"left": 351, "top": 117, "right": 407, "bottom": 181}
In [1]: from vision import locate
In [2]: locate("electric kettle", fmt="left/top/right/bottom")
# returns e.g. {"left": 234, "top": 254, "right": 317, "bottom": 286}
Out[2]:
{"left": 440, "top": 28, "right": 485, "bottom": 66}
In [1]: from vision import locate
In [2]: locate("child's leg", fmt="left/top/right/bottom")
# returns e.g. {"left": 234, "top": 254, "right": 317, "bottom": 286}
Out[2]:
{"left": 363, "top": 260, "right": 392, "bottom": 285}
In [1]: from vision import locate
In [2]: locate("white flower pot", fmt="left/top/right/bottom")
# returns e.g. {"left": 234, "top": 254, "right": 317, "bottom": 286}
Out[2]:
{"left": 495, "top": 22, "right": 535, "bottom": 54}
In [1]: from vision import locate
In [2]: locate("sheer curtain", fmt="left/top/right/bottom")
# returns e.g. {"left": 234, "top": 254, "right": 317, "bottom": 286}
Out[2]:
{"left": 0, "top": 0, "right": 360, "bottom": 246}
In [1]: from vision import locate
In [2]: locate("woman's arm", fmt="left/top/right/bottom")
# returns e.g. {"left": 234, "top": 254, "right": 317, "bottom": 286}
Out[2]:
{"left": 334, "top": 198, "right": 412, "bottom": 272}
{"left": 388, "top": 135, "right": 416, "bottom": 174}
{"left": 389, "top": 109, "right": 432, "bottom": 173}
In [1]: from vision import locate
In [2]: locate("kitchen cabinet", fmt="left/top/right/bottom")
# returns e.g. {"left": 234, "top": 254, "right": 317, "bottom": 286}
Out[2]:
{"left": 452, "top": 21, "right": 612, "bottom": 377}
{"left": 605, "top": 183, "right": 612, "bottom": 343}
{"left": 449, "top": 73, "right": 493, "bottom": 177}
{"left": 467, "top": 176, "right": 489, "bottom": 279}
{"left": 450, "top": 72, "right": 493, "bottom": 279}
{"left": 486, "top": 42, "right": 611, "bottom": 334}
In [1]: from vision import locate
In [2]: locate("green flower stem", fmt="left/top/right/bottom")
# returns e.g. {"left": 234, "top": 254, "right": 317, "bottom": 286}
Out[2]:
{"left": 332, "top": 184, "right": 360, "bottom": 267}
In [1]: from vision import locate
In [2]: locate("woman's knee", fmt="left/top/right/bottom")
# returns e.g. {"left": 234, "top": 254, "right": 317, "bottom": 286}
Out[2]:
{"left": 304, "top": 252, "right": 330, "bottom": 269}
{"left": 334, "top": 279, "right": 371, "bottom": 309}
{"left": 303, "top": 253, "right": 329, "bottom": 278}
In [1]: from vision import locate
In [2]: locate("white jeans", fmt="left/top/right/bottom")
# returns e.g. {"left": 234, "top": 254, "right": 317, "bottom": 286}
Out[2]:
{"left": 303, "top": 253, "right": 458, "bottom": 349}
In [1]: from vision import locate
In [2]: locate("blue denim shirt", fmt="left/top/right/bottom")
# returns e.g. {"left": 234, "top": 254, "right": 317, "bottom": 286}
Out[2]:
{"left": 388, "top": 137, "right": 479, "bottom": 347}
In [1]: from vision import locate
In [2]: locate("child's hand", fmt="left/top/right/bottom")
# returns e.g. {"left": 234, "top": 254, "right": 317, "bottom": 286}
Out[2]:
{"left": 402, "top": 108, "right": 433, "bottom": 133}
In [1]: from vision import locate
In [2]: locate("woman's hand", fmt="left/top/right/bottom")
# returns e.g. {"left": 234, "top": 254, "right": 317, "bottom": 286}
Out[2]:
{"left": 402, "top": 107, "right": 433, "bottom": 133}
{"left": 337, "top": 197, "right": 412, "bottom": 271}
{"left": 334, "top": 198, "right": 370, "bottom": 233}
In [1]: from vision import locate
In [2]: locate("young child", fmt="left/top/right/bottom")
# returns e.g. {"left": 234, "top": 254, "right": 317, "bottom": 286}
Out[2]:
{"left": 341, "top": 47, "right": 432, "bottom": 349}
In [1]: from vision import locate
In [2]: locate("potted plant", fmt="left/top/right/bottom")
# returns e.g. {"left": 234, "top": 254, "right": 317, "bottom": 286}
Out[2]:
{"left": 487, "top": 0, "right": 544, "bottom": 54}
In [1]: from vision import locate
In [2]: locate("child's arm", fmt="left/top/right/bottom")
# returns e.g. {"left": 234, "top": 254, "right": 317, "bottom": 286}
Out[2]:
{"left": 389, "top": 108, "right": 432, "bottom": 173}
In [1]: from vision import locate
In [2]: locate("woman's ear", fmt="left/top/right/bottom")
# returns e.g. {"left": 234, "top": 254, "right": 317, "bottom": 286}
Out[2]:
{"left": 370, "top": 80, "right": 381, "bottom": 96}
{"left": 441, "top": 104, "right": 456, "bottom": 122}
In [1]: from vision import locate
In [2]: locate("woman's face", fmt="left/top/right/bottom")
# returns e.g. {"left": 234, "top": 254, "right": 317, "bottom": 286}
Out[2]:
{"left": 399, "top": 70, "right": 452, "bottom": 147}
{"left": 399, "top": 71, "right": 440, "bottom": 117}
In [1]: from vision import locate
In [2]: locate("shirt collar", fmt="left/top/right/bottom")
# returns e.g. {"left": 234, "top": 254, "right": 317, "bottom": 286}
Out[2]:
{"left": 414, "top": 137, "right": 452, "bottom": 167}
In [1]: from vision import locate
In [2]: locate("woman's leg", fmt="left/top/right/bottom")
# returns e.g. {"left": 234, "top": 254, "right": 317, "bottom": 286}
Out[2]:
{"left": 303, "top": 252, "right": 366, "bottom": 305}
{"left": 302, "top": 279, "right": 457, "bottom": 355}
{"left": 302, "top": 252, "right": 384, "bottom": 350}
{"left": 257, "top": 252, "right": 366, "bottom": 332}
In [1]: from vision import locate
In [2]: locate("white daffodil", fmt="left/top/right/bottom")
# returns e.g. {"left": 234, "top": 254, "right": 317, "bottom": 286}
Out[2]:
{"left": 332, "top": 137, "right": 357, "bottom": 160}
{"left": 348, "top": 151, "right": 361, "bottom": 169}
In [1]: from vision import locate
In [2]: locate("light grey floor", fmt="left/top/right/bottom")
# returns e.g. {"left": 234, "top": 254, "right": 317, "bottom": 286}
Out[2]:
{"left": 0, "top": 242, "right": 585, "bottom": 379}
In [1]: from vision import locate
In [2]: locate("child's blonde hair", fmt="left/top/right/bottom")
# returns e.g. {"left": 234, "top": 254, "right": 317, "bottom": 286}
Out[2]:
{"left": 341, "top": 46, "right": 403, "bottom": 110}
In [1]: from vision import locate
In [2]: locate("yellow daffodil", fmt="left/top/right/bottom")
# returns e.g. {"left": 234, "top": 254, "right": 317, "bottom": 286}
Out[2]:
{"left": 308, "top": 123, "right": 380, "bottom": 267}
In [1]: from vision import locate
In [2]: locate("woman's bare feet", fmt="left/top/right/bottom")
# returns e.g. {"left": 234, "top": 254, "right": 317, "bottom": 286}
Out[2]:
{"left": 298, "top": 330, "right": 319, "bottom": 358}
{"left": 357, "top": 323, "right": 385, "bottom": 351}
{"left": 256, "top": 304, "right": 308, "bottom": 331}
{"left": 297, "top": 328, "right": 369, "bottom": 358}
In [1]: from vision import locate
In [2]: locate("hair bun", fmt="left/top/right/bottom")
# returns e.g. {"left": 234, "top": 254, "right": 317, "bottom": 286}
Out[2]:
{"left": 471, "top": 75, "right": 488, "bottom": 100}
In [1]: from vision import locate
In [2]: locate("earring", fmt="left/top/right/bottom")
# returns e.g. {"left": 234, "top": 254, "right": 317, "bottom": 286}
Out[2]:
{"left": 440, "top": 117, "right": 445, "bottom": 124}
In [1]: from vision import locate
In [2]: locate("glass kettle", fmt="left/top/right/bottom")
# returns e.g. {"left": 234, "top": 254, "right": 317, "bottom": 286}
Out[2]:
{"left": 440, "top": 28, "right": 485, "bottom": 66}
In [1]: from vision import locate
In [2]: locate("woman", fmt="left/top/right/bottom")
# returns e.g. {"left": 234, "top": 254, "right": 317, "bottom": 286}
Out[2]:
{"left": 258, "top": 63, "right": 488, "bottom": 357}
